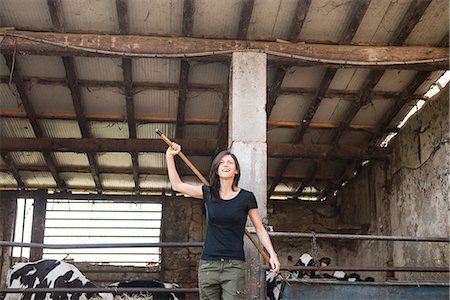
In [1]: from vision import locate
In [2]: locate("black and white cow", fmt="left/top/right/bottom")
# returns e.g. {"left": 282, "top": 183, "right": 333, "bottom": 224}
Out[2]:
{"left": 5, "top": 259, "right": 98, "bottom": 300}
{"left": 103, "top": 280, "right": 185, "bottom": 300}
{"left": 266, "top": 272, "right": 284, "bottom": 300}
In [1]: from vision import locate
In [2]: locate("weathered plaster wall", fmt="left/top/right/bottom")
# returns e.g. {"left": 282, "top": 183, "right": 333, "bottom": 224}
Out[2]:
{"left": 388, "top": 86, "right": 449, "bottom": 281}
{"left": 334, "top": 86, "right": 449, "bottom": 281}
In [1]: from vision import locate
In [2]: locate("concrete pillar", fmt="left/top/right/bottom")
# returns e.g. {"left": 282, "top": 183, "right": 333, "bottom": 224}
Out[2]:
{"left": 229, "top": 52, "right": 267, "bottom": 299}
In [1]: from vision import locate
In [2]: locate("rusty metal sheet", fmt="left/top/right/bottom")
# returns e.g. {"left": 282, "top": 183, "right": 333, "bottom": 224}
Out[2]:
{"left": 280, "top": 280, "right": 449, "bottom": 300}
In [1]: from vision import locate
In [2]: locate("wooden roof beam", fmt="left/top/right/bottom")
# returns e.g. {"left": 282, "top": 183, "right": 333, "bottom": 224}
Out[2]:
{"left": 4, "top": 54, "right": 66, "bottom": 191}
{"left": 288, "top": 0, "right": 312, "bottom": 42}
{"left": 176, "top": 61, "right": 190, "bottom": 138}
{"left": 2, "top": 32, "right": 446, "bottom": 69}
{"left": 116, "top": 0, "right": 129, "bottom": 35}
{"left": 183, "top": 0, "right": 194, "bottom": 36}
{"left": 237, "top": 0, "right": 255, "bottom": 40}
{"left": 47, "top": 0, "right": 65, "bottom": 32}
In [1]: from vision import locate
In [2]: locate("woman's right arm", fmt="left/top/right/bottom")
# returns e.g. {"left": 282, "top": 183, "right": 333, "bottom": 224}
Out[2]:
{"left": 166, "top": 143, "right": 203, "bottom": 199}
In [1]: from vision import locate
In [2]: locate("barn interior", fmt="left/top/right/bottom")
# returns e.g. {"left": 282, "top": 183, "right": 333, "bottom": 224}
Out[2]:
{"left": 0, "top": 0, "right": 449, "bottom": 299}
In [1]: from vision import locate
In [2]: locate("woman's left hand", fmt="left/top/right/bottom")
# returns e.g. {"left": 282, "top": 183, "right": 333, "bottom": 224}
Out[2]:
{"left": 269, "top": 254, "right": 281, "bottom": 273}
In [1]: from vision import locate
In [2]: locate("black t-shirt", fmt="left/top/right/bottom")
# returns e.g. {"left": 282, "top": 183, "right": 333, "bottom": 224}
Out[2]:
{"left": 201, "top": 185, "right": 258, "bottom": 261}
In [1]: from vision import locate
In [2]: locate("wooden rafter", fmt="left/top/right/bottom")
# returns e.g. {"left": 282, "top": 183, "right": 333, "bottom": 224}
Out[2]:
{"left": 320, "top": 0, "right": 433, "bottom": 197}
{"left": 4, "top": 54, "right": 66, "bottom": 191}
{"left": 288, "top": 0, "right": 312, "bottom": 42}
{"left": 62, "top": 57, "right": 102, "bottom": 193}
{"left": 47, "top": 0, "right": 65, "bottom": 32}
{"left": 183, "top": 0, "right": 195, "bottom": 36}
{"left": 176, "top": 61, "right": 190, "bottom": 138}
{"left": 1, "top": 32, "right": 446, "bottom": 70}
{"left": 116, "top": 0, "right": 140, "bottom": 194}
{"left": 0, "top": 137, "right": 390, "bottom": 161}
{"left": 116, "top": 0, "right": 129, "bottom": 35}
{"left": 268, "top": 1, "right": 370, "bottom": 198}
{"left": 237, "top": 0, "right": 255, "bottom": 40}
{"left": 1, "top": 152, "right": 25, "bottom": 189}
{"left": 216, "top": 87, "right": 229, "bottom": 152}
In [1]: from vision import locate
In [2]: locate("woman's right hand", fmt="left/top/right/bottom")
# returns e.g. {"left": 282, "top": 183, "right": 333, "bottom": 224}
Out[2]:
{"left": 166, "top": 142, "right": 181, "bottom": 157}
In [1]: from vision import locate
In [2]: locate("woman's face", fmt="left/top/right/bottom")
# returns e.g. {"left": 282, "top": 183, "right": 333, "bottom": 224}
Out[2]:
{"left": 216, "top": 154, "right": 239, "bottom": 179}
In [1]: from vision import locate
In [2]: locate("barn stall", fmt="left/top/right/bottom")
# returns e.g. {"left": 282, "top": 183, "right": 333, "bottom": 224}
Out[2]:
{"left": 0, "top": 0, "right": 449, "bottom": 299}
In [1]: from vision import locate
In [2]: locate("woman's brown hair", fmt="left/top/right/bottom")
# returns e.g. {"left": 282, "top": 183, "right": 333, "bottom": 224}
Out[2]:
{"left": 208, "top": 150, "right": 240, "bottom": 202}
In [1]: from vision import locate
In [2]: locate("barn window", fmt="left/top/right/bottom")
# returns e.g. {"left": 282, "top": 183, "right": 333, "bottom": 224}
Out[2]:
{"left": 13, "top": 197, "right": 162, "bottom": 267}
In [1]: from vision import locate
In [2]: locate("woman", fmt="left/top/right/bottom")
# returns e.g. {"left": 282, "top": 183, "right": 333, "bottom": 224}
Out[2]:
{"left": 166, "top": 143, "right": 280, "bottom": 299}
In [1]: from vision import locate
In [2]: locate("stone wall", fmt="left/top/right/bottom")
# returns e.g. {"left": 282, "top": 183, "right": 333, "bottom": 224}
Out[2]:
{"left": 333, "top": 86, "right": 449, "bottom": 281}
{"left": 0, "top": 192, "right": 16, "bottom": 287}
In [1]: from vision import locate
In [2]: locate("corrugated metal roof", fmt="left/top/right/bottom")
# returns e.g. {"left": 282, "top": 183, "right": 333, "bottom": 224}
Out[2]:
{"left": 183, "top": 124, "right": 217, "bottom": 139}
{"left": 90, "top": 121, "right": 129, "bottom": 138}
{"left": 138, "top": 152, "right": 166, "bottom": 169}
{"left": 247, "top": 0, "right": 298, "bottom": 41}
{"left": 339, "top": 131, "right": 372, "bottom": 145}
{"left": 97, "top": 152, "right": 132, "bottom": 168}
{"left": 128, "top": 0, "right": 183, "bottom": 36}
{"left": 404, "top": 0, "right": 449, "bottom": 46}
{"left": 352, "top": 0, "right": 410, "bottom": 44}
{"left": 267, "top": 127, "right": 296, "bottom": 143}
{"left": 282, "top": 67, "right": 327, "bottom": 88}
{"left": 101, "top": 174, "right": 135, "bottom": 189}
{"left": 299, "top": 0, "right": 354, "bottom": 43}
{"left": 62, "top": 0, "right": 118, "bottom": 33}
{"left": 134, "top": 89, "right": 178, "bottom": 118}
{"left": 285, "top": 159, "right": 316, "bottom": 175}
{"left": 81, "top": 87, "right": 125, "bottom": 115}
{"left": 0, "top": 55, "right": 10, "bottom": 76}
{"left": 20, "top": 171, "right": 56, "bottom": 187}
{"left": 185, "top": 91, "right": 223, "bottom": 119}
{"left": 311, "top": 97, "right": 353, "bottom": 124}
{"left": 351, "top": 97, "right": 394, "bottom": 126}
{"left": 16, "top": 55, "right": 66, "bottom": 78}
{"left": 136, "top": 123, "right": 176, "bottom": 139}
{"left": 192, "top": 0, "right": 241, "bottom": 38}
{"left": 0, "top": 171, "right": 17, "bottom": 187}
{"left": 74, "top": 57, "right": 123, "bottom": 81}
{"left": 59, "top": 172, "right": 95, "bottom": 188}
{"left": 28, "top": 84, "right": 75, "bottom": 114}
{"left": 0, "top": 84, "right": 23, "bottom": 112}
{"left": 269, "top": 94, "right": 311, "bottom": 122}
{"left": 139, "top": 175, "right": 171, "bottom": 190}
{"left": 188, "top": 62, "right": 228, "bottom": 85}
{"left": 53, "top": 152, "right": 90, "bottom": 167}
{"left": 0, "top": 0, "right": 52, "bottom": 31}
{"left": 132, "top": 59, "right": 180, "bottom": 83}
{"left": 415, "top": 71, "right": 446, "bottom": 95}
{"left": 374, "top": 70, "right": 418, "bottom": 92}
{"left": 0, "top": 118, "right": 36, "bottom": 138}
{"left": 329, "top": 69, "right": 372, "bottom": 91}
{"left": 39, "top": 119, "right": 82, "bottom": 138}
{"left": 9, "top": 151, "right": 46, "bottom": 166}
{"left": 302, "top": 129, "right": 334, "bottom": 145}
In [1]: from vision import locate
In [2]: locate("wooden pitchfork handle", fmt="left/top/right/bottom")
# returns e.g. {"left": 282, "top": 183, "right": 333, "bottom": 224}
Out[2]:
{"left": 156, "top": 129, "right": 270, "bottom": 264}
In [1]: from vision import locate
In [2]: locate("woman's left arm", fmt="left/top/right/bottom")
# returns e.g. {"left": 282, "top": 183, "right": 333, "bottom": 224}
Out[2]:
{"left": 248, "top": 208, "right": 281, "bottom": 273}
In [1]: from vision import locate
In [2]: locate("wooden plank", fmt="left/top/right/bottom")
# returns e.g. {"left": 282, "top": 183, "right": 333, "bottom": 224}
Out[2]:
{"left": 183, "top": 0, "right": 194, "bottom": 36}
{"left": 29, "top": 190, "right": 47, "bottom": 261}
{"left": 116, "top": 0, "right": 129, "bottom": 35}
{"left": 47, "top": 0, "right": 65, "bottom": 32}
{"left": 1, "top": 31, "right": 447, "bottom": 69}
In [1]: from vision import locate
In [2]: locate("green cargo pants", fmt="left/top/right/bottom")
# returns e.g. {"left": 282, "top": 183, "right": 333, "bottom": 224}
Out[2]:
{"left": 198, "top": 259, "right": 246, "bottom": 300}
